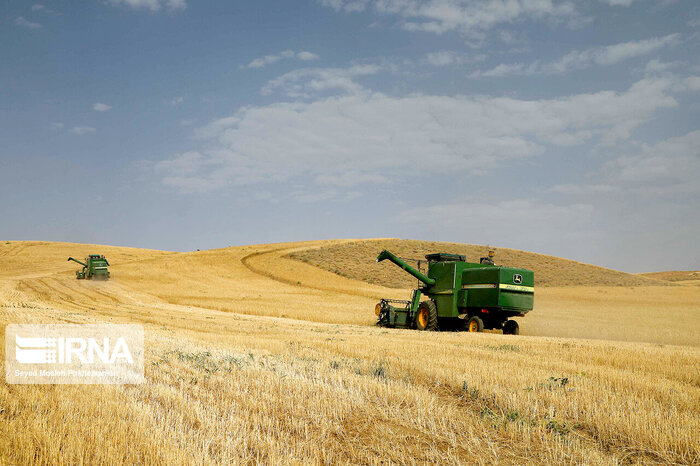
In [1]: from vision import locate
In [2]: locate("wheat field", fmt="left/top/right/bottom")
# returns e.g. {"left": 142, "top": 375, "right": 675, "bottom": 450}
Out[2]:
{"left": 1, "top": 239, "right": 699, "bottom": 464}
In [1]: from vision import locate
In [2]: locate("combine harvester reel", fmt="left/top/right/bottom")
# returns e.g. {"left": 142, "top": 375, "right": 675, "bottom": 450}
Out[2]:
{"left": 374, "top": 249, "right": 533, "bottom": 335}
{"left": 67, "top": 255, "right": 110, "bottom": 280}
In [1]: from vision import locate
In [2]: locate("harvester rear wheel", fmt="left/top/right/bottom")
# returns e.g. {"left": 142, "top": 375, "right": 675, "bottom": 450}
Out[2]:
{"left": 415, "top": 300, "right": 438, "bottom": 331}
{"left": 503, "top": 320, "right": 519, "bottom": 335}
{"left": 467, "top": 316, "right": 484, "bottom": 333}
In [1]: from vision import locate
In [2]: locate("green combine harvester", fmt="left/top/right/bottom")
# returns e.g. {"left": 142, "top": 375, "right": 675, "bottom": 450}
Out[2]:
{"left": 67, "top": 255, "right": 110, "bottom": 280}
{"left": 374, "top": 249, "right": 533, "bottom": 334}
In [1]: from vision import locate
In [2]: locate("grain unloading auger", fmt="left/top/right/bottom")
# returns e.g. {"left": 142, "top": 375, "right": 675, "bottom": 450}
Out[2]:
{"left": 67, "top": 255, "right": 110, "bottom": 280}
{"left": 374, "top": 249, "right": 533, "bottom": 334}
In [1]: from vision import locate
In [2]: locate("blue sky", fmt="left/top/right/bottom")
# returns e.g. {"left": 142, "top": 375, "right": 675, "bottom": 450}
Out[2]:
{"left": 2, "top": 0, "right": 699, "bottom": 272}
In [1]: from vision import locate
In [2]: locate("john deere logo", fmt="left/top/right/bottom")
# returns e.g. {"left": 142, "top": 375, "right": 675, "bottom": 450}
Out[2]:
{"left": 513, "top": 274, "right": 522, "bottom": 284}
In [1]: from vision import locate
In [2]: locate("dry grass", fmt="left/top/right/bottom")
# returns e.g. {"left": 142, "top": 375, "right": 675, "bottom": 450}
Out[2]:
{"left": 0, "top": 240, "right": 174, "bottom": 279}
{"left": 639, "top": 270, "right": 700, "bottom": 285}
{"left": 289, "top": 239, "right": 665, "bottom": 288}
{"left": 1, "top": 240, "right": 699, "bottom": 465}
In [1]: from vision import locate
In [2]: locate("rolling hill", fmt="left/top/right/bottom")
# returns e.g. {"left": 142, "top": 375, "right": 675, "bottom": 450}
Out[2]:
{"left": 289, "top": 239, "right": 665, "bottom": 288}
{"left": 639, "top": 270, "right": 700, "bottom": 285}
{"left": 1, "top": 239, "right": 698, "bottom": 464}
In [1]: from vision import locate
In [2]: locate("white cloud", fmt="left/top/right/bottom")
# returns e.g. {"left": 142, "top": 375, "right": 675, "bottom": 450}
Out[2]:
{"left": 470, "top": 62, "right": 535, "bottom": 78}
{"left": 545, "top": 129, "right": 700, "bottom": 220}
{"left": 168, "top": 96, "right": 184, "bottom": 105}
{"left": 242, "top": 50, "right": 320, "bottom": 69}
{"left": 318, "top": 0, "right": 579, "bottom": 37}
{"left": 315, "top": 172, "right": 388, "bottom": 187}
{"left": 290, "top": 190, "right": 337, "bottom": 203}
{"left": 153, "top": 76, "right": 685, "bottom": 193}
{"left": 683, "top": 76, "right": 700, "bottom": 91}
{"left": 593, "top": 34, "right": 680, "bottom": 65}
{"left": 155, "top": 151, "right": 203, "bottom": 176}
{"left": 154, "top": 151, "right": 238, "bottom": 192}
{"left": 470, "top": 34, "right": 681, "bottom": 77}
{"left": 15, "top": 17, "right": 42, "bottom": 29}
{"left": 548, "top": 184, "right": 620, "bottom": 195}
{"left": 106, "top": 0, "right": 186, "bottom": 12}
{"left": 644, "top": 59, "right": 674, "bottom": 73}
{"left": 93, "top": 102, "right": 112, "bottom": 112}
{"left": 50, "top": 122, "right": 64, "bottom": 130}
{"left": 296, "top": 51, "right": 320, "bottom": 61}
{"left": 261, "top": 64, "right": 382, "bottom": 97}
{"left": 599, "top": 0, "right": 636, "bottom": 6}
{"left": 542, "top": 129, "right": 700, "bottom": 268}
{"left": 425, "top": 51, "right": 460, "bottom": 66}
{"left": 423, "top": 51, "right": 484, "bottom": 67}
{"left": 603, "top": 130, "right": 700, "bottom": 191}
{"left": 72, "top": 126, "right": 96, "bottom": 135}
{"left": 31, "top": 4, "right": 59, "bottom": 14}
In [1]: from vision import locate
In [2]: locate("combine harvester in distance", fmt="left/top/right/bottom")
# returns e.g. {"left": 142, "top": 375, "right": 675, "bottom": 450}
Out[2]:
{"left": 67, "top": 255, "right": 110, "bottom": 280}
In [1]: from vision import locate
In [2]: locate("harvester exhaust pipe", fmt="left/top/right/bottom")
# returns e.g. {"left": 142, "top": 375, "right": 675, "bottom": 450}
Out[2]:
{"left": 376, "top": 249, "right": 436, "bottom": 286}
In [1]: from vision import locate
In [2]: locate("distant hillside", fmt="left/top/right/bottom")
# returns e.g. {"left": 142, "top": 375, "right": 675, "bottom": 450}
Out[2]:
{"left": 639, "top": 271, "right": 700, "bottom": 284}
{"left": 0, "top": 241, "right": 174, "bottom": 278}
{"left": 289, "top": 239, "right": 665, "bottom": 288}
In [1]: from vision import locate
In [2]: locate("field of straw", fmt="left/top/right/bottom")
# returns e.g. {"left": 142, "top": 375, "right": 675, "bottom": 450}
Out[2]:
{"left": 1, "top": 239, "right": 698, "bottom": 464}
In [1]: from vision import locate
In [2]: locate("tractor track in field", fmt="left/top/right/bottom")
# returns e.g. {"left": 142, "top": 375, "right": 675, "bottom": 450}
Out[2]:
{"left": 240, "top": 246, "right": 366, "bottom": 298}
{"left": 239, "top": 247, "right": 308, "bottom": 288}
{"left": 240, "top": 243, "right": 390, "bottom": 301}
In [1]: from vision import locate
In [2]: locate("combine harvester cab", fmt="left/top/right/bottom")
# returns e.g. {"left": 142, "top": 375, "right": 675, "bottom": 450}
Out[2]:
{"left": 375, "top": 249, "right": 533, "bottom": 334}
{"left": 67, "top": 255, "right": 110, "bottom": 280}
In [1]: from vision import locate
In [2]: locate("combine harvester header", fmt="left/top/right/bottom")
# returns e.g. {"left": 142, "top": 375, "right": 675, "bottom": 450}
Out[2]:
{"left": 375, "top": 249, "right": 533, "bottom": 334}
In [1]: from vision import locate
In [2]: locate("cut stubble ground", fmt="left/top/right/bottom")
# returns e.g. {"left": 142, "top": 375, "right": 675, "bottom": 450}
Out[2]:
{"left": 0, "top": 239, "right": 698, "bottom": 464}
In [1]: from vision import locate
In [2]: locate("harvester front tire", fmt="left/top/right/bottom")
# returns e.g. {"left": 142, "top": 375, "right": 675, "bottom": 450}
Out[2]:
{"left": 415, "top": 300, "right": 438, "bottom": 331}
{"left": 467, "top": 316, "right": 484, "bottom": 333}
{"left": 503, "top": 320, "right": 520, "bottom": 335}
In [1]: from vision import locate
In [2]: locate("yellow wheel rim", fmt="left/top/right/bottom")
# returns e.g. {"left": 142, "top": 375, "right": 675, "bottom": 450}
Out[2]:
{"left": 469, "top": 320, "right": 478, "bottom": 332}
{"left": 375, "top": 303, "right": 382, "bottom": 316}
{"left": 417, "top": 309, "right": 428, "bottom": 328}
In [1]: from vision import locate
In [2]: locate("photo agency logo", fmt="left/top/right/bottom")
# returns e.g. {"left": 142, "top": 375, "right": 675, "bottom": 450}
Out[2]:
{"left": 6, "top": 324, "right": 144, "bottom": 384}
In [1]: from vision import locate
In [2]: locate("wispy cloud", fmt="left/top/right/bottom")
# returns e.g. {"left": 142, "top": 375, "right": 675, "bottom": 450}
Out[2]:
{"left": 93, "top": 102, "right": 112, "bottom": 112}
{"left": 50, "top": 122, "right": 64, "bottom": 130}
{"left": 424, "top": 51, "right": 485, "bottom": 67}
{"left": 604, "top": 129, "right": 700, "bottom": 190}
{"left": 241, "top": 50, "right": 320, "bottom": 69}
{"left": 72, "top": 126, "right": 96, "bottom": 135}
{"left": 261, "top": 64, "right": 382, "bottom": 97}
{"left": 105, "top": 0, "right": 186, "bottom": 11}
{"left": 168, "top": 96, "right": 184, "bottom": 105}
{"left": 546, "top": 128, "right": 700, "bottom": 239}
{"left": 31, "top": 4, "right": 60, "bottom": 14}
{"left": 318, "top": 0, "right": 580, "bottom": 38}
{"left": 470, "top": 34, "right": 681, "bottom": 78}
{"left": 153, "top": 74, "right": 692, "bottom": 193}
{"left": 14, "top": 16, "right": 42, "bottom": 30}
{"left": 599, "top": 0, "right": 636, "bottom": 6}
